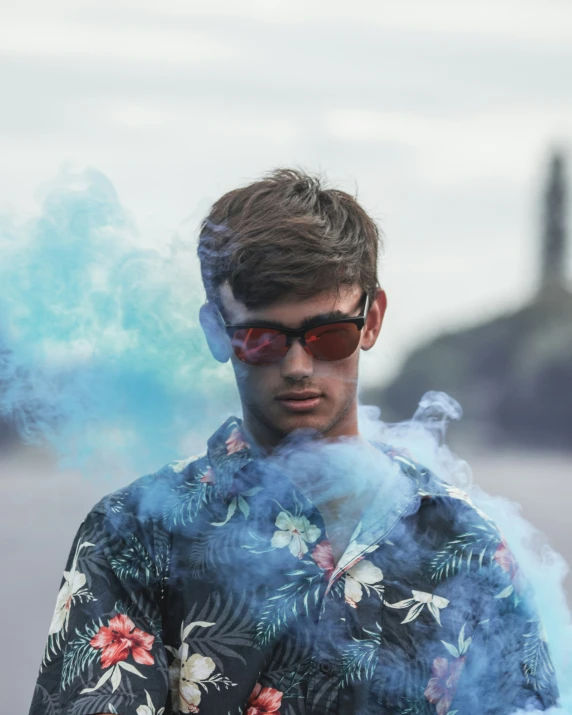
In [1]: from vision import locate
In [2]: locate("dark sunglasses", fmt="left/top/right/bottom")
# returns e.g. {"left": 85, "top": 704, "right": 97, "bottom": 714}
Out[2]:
{"left": 220, "top": 294, "right": 370, "bottom": 366}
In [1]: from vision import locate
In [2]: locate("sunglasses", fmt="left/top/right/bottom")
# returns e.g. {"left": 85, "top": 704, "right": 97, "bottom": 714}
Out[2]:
{"left": 221, "top": 294, "right": 369, "bottom": 366}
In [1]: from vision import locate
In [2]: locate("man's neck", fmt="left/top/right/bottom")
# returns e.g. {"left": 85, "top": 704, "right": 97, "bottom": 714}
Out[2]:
{"left": 290, "top": 437, "right": 377, "bottom": 562}
{"left": 241, "top": 405, "right": 361, "bottom": 455}
{"left": 240, "top": 411, "right": 377, "bottom": 565}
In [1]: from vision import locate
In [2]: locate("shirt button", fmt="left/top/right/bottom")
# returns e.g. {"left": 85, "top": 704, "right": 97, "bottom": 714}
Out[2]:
{"left": 319, "top": 661, "right": 333, "bottom": 674}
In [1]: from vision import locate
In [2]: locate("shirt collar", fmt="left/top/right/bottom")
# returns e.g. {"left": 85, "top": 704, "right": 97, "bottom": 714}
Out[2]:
{"left": 205, "top": 417, "right": 452, "bottom": 508}
{"left": 323, "top": 447, "right": 453, "bottom": 587}
{"left": 206, "top": 416, "right": 258, "bottom": 500}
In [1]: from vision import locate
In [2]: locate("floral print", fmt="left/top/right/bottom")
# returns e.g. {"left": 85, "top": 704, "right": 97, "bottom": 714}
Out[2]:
{"left": 312, "top": 540, "right": 335, "bottom": 580}
{"left": 29, "top": 416, "right": 559, "bottom": 715}
{"left": 170, "top": 653, "right": 216, "bottom": 713}
{"left": 386, "top": 589, "right": 450, "bottom": 625}
{"left": 335, "top": 539, "right": 379, "bottom": 575}
{"left": 225, "top": 427, "right": 249, "bottom": 455}
{"left": 424, "top": 656, "right": 466, "bottom": 715}
{"left": 47, "top": 539, "right": 94, "bottom": 643}
{"left": 49, "top": 567, "right": 89, "bottom": 635}
{"left": 199, "top": 466, "right": 215, "bottom": 484}
{"left": 90, "top": 614, "right": 155, "bottom": 668}
{"left": 166, "top": 625, "right": 235, "bottom": 713}
{"left": 136, "top": 690, "right": 165, "bottom": 715}
{"left": 246, "top": 683, "right": 283, "bottom": 714}
{"left": 270, "top": 509, "right": 321, "bottom": 559}
{"left": 344, "top": 559, "right": 384, "bottom": 608}
{"left": 494, "top": 538, "right": 524, "bottom": 595}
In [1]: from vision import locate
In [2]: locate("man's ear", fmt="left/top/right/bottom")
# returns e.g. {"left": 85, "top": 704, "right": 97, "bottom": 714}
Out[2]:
{"left": 361, "top": 289, "right": 388, "bottom": 351}
{"left": 199, "top": 303, "right": 232, "bottom": 363}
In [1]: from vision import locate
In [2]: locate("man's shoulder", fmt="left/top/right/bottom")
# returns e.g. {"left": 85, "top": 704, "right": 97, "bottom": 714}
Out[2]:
{"left": 430, "top": 481, "right": 503, "bottom": 537}
{"left": 382, "top": 451, "right": 519, "bottom": 606}
{"left": 422, "top": 475, "right": 503, "bottom": 542}
{"left": 89, "top": 450, "right": 213, "bottom": 530}
{"left": 408, "top": 466, "right": 511, "bottom": 586}
{"left": 381, "top": 444, "right": 503, "bottom": 540}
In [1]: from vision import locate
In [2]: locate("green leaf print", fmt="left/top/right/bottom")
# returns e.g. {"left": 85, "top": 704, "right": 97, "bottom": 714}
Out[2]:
{"left": 255, "top": 570, "right": 324, "bottom": 647}
{"left": 61, "top": 619, "right": 103, "bottom": 689}
{"left": 166, "top": 476, "right": 208, "bottom": 527}
{"left": 339, "top": 638, "right": 380, "bottom": 687}
{"left": 430, "top": 528, "right": 498, "bottom": 582}
{"left": 109, "top": 532, "right": 157, "bottom": 585}
{"left": 523, "top": 619, "right": 556, "bottom": 693}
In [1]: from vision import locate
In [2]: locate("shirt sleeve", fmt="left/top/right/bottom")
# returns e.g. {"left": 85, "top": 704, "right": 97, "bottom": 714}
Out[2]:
{"left": 28, "top": 504, "right": 170, "bottom": 715}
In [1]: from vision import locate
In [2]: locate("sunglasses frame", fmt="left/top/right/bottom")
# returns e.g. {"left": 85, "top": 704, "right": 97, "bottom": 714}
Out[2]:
{"left": 219, "top": 293, "right": 370, "bottom": 363}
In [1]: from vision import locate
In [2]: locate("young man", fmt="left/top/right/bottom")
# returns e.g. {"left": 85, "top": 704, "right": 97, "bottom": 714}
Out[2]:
{"left": 29, "top": 169, "right": 559, "bottom": 715}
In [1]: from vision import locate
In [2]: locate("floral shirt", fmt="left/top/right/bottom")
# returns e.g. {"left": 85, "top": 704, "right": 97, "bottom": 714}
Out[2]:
{"left": 29, "top": 417, "right": 559, "bottom": 715}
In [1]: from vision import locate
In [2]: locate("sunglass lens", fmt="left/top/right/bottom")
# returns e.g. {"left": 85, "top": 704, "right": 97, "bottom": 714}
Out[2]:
{"left": 231, "top": 327, "right": 288, "bottom": 365}
{"left": 305, "top": 322, "right": 361, "bottom": 360}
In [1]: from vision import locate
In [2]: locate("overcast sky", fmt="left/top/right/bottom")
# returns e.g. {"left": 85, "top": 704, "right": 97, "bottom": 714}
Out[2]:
{"left": 3, "top": 6, "right": 572, "bottom": 710}
{"left": 1, "top": 0, "right": 572, "bottom": 386}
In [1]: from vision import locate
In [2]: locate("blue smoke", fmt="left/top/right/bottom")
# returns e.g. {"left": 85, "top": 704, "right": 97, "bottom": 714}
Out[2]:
{"left": 0, "top": 166, "right": 239, "bottom": 475}
{"left": 360, "top": 397, "right": 572, "bottom": 712}
{"left": 2, "top": 169, "right": 570, "bottom": 710}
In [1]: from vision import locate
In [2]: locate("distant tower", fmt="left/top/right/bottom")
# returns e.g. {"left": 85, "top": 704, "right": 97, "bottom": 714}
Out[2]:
{"left": 540, "top": 151, "right": 568, "bottom": 292}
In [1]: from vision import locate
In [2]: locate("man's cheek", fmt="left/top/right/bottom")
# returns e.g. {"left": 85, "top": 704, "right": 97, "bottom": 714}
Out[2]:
{"left": 244, "top": 375, "right": 274, "bottom": 402}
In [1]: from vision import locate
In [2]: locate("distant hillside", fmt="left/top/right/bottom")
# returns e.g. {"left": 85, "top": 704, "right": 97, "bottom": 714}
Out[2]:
{"left": 366, "top": 150, "right": 572, "bottom": 451}
{"left": 364, "top": 285, "right": 572, "bottom": 449}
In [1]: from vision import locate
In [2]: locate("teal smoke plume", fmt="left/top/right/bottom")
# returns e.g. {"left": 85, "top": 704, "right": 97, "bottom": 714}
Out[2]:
{"left": 1, "top": 169, "right": 570, "bottom": 710}
{"left": 0, "top": 167, "right": 238, "bottom": 473}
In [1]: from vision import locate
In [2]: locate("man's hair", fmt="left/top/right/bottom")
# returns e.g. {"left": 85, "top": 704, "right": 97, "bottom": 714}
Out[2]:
{"left": 197, "top": 168, "right": 382, "bottom": 310}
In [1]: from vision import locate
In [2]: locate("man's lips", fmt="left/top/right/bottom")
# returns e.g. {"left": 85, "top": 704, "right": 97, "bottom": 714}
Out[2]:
{"left": 275, "top": 391, "right": 323, "bottom": 412}
{"left": 276, "top": 391, "right": 322, "bottom": 400}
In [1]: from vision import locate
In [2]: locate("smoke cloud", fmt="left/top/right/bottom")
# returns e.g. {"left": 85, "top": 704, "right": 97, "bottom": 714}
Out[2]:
{"left": 358, "top": 396, "right": 571, "bottom": 712}
{"left": 2, "top": 169, "right": 570, "bottom": 711}
{"left": 0, "top": 166, "right": 239, "bottom": 475}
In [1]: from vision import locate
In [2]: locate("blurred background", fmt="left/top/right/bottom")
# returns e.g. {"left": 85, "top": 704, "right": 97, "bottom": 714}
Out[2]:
{"left": 1, "top": 1, "right": 571, "bottom": 712}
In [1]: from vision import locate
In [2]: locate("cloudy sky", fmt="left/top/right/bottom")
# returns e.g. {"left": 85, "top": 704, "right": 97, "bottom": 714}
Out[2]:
{"left": 1, "top": 0, "right": 572, "bottom": 388}
{"left": 3, "top": 5, "right": 572, "bottom": 711}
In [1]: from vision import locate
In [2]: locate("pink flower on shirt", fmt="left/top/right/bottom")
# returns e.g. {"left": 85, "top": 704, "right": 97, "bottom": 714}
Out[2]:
{"left": 90, "top": 614, "right": 154, "bottom": 669}
{"left": 424, "top": 656, "right": 465, "bottom": 715}
{"left": 246, "top": 683, "right": 283, "bottom": 714}
{"left": 493, "top": 540, "right": 524, "bottom": 594}
{"left": 312, "top": 540, "right": 335, "bottom": 580}
{"left": 225, "top": 428, "right": 249, "bottom": 455}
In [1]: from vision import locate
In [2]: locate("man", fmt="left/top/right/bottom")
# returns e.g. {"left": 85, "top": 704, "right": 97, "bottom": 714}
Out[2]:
{"left": 29, "top": 169, "right": 559, "bottom": 715}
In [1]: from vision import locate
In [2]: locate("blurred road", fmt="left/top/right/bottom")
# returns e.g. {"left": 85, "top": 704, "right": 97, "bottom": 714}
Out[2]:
{"left": 2, "top": 444, "right": 570, "bottom": 715}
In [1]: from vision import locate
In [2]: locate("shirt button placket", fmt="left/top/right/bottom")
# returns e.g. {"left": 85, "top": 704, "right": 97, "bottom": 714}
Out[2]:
{"left": 306, "top": 593, "right": 345, "bottom": 714}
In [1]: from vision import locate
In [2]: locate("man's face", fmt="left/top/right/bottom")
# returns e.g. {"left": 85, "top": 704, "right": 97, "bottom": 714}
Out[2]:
{"left": 218, "top": 283, "right": 386, "bottom": 448}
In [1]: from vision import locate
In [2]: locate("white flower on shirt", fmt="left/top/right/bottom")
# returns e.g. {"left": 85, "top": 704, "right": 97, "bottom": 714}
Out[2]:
{"left": 337, "top": 540, "right": 379, "bottom": 574}
{"left": 136, "top": 690, "right": 165, "bottom": 715}
{"left": 271, "top": 510, "right": 321, "bottom": 559}
{"left": 386, "top": 589, "right": 450, "bottom": 625}
{"left": 169, "top": 649, "right": 217, "bottom": 714}
{"left": 344, "top": 559, "right": 384, "bottom": 608}
{"left": 49, "top": 570, "right": 87, "bottom": 635}
{"left": 48, "top": 540, "right": 94, "bottom": 637}
{"left": 166, "top": 621, "right": 236, "bottom": 713}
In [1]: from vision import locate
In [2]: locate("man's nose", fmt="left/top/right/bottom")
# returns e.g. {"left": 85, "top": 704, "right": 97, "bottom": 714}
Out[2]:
{"left": 280, "top": 338, "right": 314, "bottom": 380}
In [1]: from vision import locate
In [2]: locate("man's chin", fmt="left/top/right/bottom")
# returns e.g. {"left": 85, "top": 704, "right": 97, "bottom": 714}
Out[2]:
{"left": 244, "top": 400, "right": 350, "bottom": 445}
{"left": 270, "top": 408, "right": 335, "bottom": 438}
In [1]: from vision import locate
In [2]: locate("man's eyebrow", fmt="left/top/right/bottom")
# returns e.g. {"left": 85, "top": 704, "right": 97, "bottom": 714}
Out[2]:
{"left": 231, "top": 309, "right": 354, "bottom": 330}
{"left": 298, "top": 310, "right": 353, "bottom": 329}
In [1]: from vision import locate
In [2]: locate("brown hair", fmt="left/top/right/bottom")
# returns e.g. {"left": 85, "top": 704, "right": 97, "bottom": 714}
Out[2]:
{"left": 197, "top": 168, "right": 382, "bottom": 310}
